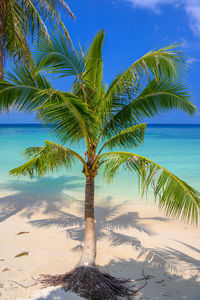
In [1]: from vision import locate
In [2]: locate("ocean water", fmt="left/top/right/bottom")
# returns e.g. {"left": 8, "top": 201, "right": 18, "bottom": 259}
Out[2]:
{"left": 0, "top": 124, "right": 200, "bottom": 205}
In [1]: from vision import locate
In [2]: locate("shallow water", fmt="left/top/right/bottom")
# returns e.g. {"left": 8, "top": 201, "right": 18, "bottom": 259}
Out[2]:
{"left": 0, "top": 124, "right": 200, "bottom": 205}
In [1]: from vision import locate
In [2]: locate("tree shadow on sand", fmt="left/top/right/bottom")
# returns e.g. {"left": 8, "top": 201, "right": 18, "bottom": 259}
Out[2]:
{"left": 30, "top": 202, "right": 157, "bottom": 244}
{"left": 29, "top": 200, "right": 200, "bottom": 275}
{"left": 29, "top": 199, "right": 180, "bottom": 273}
{"left": 0, "top": 175, "right": 84, "bottom": 221}
{"left": 1, "top": 177, "right": 199, "bottom": 281}
{"left": 159, "top": 241, "right": 200, "bottom": 272}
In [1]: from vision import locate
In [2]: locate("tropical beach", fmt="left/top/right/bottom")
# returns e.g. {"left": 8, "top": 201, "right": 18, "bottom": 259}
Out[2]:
{"left": 0, "top": 1, "right": 200, "bottom": 299}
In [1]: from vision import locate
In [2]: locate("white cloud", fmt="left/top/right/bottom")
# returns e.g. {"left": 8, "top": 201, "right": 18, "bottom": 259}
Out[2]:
{"left": 186, "top": 57, "right": 200, "bottom": 64}
{"left": 125, "top": 0, "right": 174, "bottom": 11}
{"left": 124, "top": 0, "right": 200, "bottom": 36}
{"left": 184, "top": 1, "right": 200, "bottom": 35}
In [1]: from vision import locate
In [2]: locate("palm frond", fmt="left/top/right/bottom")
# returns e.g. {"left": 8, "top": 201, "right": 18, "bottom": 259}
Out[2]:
{"left": 1, "top": 0, "right": 75, "bottom": 78}
{"left": 21, "top": 0, "right": 75, "bottom": 41}
{"left": 20, "top": 0, "right": 49, "bottom": 39}
{"left": 102, "top": 79, "right": 197, "bottom": 137}
{"left": 36, "top": 90, "right": 97, "bottom": 145}
{"left": 3, "top": 0, "right": 31, "bottom": 63}
{"left": 99, "top": 151, "right": 200, "bottom": 224}
{"left": 35, "top": 33, "right": 84, "bottom": 76}
{"left": 9, "top": 140, "right": 82, "bottom": 178}
{"left": 99, "top": 45, "right": 186, "bottom": 124}
{"left": 45, "top": 2, "right": 72, "bottom": 41}
{"left": 0, "top": 65, "right": 51, "bottom": 111}
{"left": 84, "top": 30, "right": 104, "bottom": 94}
{"left": 106, "top": 44, "right": 185, "bottom": 98}
{"left": 99, "top": 123, "right": 146, "bottom": 151}
{"left": 71, "top": 30, "right": 105, "bottom": 115}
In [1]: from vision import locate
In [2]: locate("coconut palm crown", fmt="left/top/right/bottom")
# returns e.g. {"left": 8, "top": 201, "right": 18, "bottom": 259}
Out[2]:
{"left": 0, "top": 0, "right": 75, "bottom": 79}
{"left": 0, "top": 30, "right": 200, "bottom": 299}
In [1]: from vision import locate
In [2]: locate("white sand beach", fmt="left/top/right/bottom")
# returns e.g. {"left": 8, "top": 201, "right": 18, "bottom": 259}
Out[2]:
{"left": 0, "top": 190, "right": 200, "bottom": 300}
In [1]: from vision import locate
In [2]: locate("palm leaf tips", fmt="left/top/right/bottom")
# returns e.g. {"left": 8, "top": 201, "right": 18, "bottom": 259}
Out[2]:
{"left": 100, "top": 152, "right": 200, "bottom": 225}
{"left": 9, "top": 141, "right": 79, "bottom": 178}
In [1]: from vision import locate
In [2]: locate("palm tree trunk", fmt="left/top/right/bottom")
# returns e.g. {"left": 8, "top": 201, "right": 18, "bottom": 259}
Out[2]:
{"left": 78, "top": 176, "right": 96, "bottom": 267}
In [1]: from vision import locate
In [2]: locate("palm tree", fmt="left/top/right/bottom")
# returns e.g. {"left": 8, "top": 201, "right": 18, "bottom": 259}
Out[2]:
{"left": 0, "top": 0, "right": 75, "bottom": 79}
{"left": 0, "top": 30, "right": 200, "bottom": 299}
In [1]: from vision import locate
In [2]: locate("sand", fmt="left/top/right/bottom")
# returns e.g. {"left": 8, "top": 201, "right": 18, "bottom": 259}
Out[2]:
{"left": 0, "top": 189, "right": 200, "bottom": 300}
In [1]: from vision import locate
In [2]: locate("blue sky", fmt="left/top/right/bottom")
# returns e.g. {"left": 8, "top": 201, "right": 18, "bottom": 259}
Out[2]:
{"left": 1, "top": 0, "right": 200, "bottom": 124}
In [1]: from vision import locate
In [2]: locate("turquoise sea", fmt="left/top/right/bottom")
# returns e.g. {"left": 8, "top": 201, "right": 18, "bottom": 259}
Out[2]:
{"left": 0, "top": 124, "right": 200, "bottom": 205}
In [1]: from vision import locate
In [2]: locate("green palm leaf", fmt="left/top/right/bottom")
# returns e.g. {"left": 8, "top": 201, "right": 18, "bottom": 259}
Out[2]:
{"left": 22, "top": 0, "right": 75, "bottom": 40}
{"left": 20, "top": 0, "right": 49, "bottom": 38}
{"left": 102, "top": 79, "right": 196, "bottom": 137}
{"left": 99, "top": 123, "right": 146, "bottom": 151}
{"left": 35, "top": 33, "right": 84, "bottom": 76}
{"left": 84, "top": 30, "right": 104, "bottom": 94}
{"left": 0, "top": 0, "right": 75, "bottom": 79}
{"left": 9, "top": 140, "right": 83, "bottom": 178}
{"left": 106, "top": 44, "right": 185, "bottom": 98}
{"left": 98, "top": 45, "right": 186, "bottom": 123}
{"left": 0, "top": 65, "right": 51, "bottom": 111}
{"left": 36, "top": 90, "right": 97, "bottom": 146}
{"left": 100, "top": 151, "right": 200, "bottom": 225}
{"left": 2, "top": 0, "right": 31, "bottom": 65}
